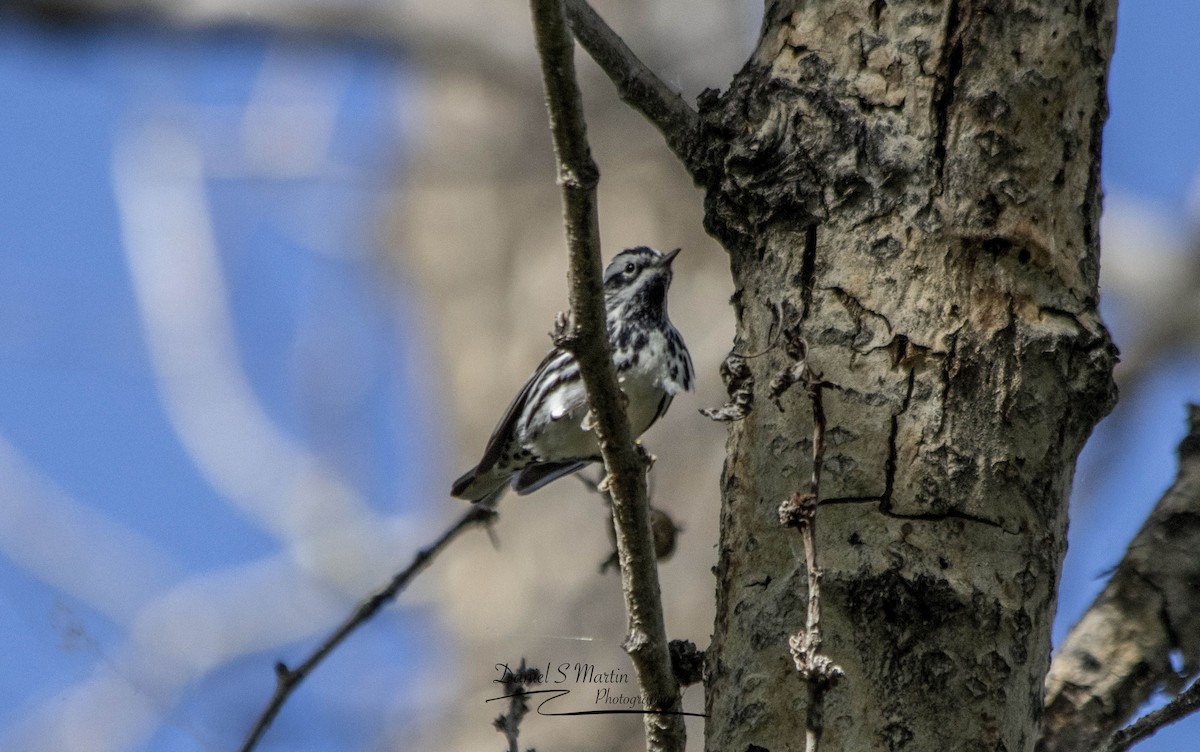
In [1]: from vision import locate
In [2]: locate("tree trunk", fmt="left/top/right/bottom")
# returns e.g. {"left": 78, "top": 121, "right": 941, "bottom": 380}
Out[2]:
{"left": 701, "top": 2, "right": 1118, "bottom": 751}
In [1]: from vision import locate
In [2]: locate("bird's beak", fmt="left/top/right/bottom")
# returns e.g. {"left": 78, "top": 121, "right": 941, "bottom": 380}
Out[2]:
{"left": 660, "top": 248, "right": 682, "bottom": 266}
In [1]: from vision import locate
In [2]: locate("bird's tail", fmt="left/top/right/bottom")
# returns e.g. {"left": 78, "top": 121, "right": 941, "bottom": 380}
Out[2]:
{"left": 451, "top": 465, "right": 509, "bottom": 504}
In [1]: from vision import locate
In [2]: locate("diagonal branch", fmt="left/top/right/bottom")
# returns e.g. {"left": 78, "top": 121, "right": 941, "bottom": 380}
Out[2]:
{"left": 1039, "top": 404, "right": 1200, "bottom": 752}
{"left": 1098, "top": 678, "right": 1200, "bottom": 752}
{"left": 562, "top": 0, "right": 704, "bottom": 176}
{"left": 528, "top": 1, "right": 685, "bottom": 751}
{"left": 239, "top": 504, "right": 497, "bottom": 752}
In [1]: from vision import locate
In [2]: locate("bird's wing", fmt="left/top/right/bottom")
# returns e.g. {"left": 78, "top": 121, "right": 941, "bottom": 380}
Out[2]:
{"left": 652, "top": 392, "right": 674, "bottom": 423}
{"left": 663, "top": 326, "right": 695, "bottom": 394}
{"left": 511, "top": 459, "right": 592, "bottom": 495}
{"left": 475, "top": 347, "right": 574, "bottom": 473}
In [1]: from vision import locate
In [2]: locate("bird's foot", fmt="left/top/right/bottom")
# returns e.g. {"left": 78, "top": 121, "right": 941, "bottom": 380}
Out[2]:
{"left": 635, "top": 441, "right": 657, "bottom": 470}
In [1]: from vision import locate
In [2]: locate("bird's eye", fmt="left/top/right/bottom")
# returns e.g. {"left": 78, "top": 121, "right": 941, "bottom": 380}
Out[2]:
{"left": 624, "top": 262, "right": 636, "bottom": 274}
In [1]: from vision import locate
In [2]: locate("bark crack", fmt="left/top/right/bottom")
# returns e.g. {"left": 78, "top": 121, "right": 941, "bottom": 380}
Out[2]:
{"left": 880, "top": 366, "right": 916, "bottom": 508}
{"left": 820, "top": 496, "right": 1012, "bottom": 532}
{"left": 931, "top": 0, "right": 965, "bottom": 190}
{"left": 883, "top": 413, "right": 899, "bottom": 507}
{"left": 800, "top": 223, "right": 819, "bottom": 320}
{"left": 935, "top": 326, "right": 963, "bottom": 437}
{"left": 869, "top": 0, "right": 887, "bottom": 29}
{"left": 882, "top": 507, "right": 1007, "bottom": 530}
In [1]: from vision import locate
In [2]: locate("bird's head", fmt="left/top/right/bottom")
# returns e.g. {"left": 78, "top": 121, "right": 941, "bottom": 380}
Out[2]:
{"left": 602, "top": 246, "right": 680, "bottom": 320}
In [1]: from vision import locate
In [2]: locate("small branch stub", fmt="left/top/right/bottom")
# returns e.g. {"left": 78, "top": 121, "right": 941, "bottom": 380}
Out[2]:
{"left": 558, "top": 160, "right": 599, "bottom": 191}
{"left": 550, "top": 310, "right": 574, "bottom": 349}
{"left": 779, "top": 491, "right": 817, "bottom": 529}
{"left": 789, "top": 631, "right": 845, "bottom": 689}
{"left": 669, "top": 638, "right": 705, "bottom": 688}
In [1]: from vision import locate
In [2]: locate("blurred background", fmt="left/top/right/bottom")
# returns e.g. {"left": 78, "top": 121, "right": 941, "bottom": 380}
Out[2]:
{"left": 0, "top": 1, "right": 1195, "bottom": 751}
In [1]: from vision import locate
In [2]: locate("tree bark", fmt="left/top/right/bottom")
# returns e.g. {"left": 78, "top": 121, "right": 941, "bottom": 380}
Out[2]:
{"left": 700, "top": 2, "right": 1118, "bottom": 751}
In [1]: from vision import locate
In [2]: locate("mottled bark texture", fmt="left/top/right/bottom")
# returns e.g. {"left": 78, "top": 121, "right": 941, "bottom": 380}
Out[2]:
{"left": 700, "top": 2, "right": 1118, "bottom": 751}
{"left": 1040, "top": 406, "right": 1200, "bottom": 752}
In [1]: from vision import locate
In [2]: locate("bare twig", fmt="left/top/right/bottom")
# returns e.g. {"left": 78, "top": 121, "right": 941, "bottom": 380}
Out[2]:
{"left": 239, "top": 504, "right": 497, "bottom": 752}
{"left": 492, "top": 659, "right": 543, "bottom": 752}
{"left": 1040, "top": 405, "right": 1200, "bottom": 752}
{"left": 777, "top": 351, "right": 844, "bottom": 752}
{"left": 1098, "top": 679, "right": 1200, "bottom": 752}
{"left": 529, "top": 1, "right": 684, "bottom": 750}
{"left": 562, "top": 0, "right": 704, "bottom": 175}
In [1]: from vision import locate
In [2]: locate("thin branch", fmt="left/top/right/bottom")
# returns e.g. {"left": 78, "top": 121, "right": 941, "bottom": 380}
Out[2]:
{"left": 777, "top": 344, "right": 844, "bottom": 752}
{"left": 239, "top": 504, "right": 497, "bottom": 752}
{"left": 1099, "top": 679, "right": 1200, "bottom": 752}
{"left": 562, "top": 0, "right": 704, "bottom": 176}
{"left": 1040, "top": 404, "right": 1200, "bottom": 752}
{"left": 528, "top": 1, "right": 684, "bottom": 751}
{"left": 492, "top": 659, "right": 542, "bottom": 752}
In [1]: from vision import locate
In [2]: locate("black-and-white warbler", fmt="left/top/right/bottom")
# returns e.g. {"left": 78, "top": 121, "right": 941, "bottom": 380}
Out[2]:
{"left": 452, "top": 246, "right": 694, "bottom": 504}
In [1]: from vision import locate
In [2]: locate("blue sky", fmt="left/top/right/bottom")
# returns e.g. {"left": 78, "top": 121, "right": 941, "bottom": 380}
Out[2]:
{"left": 1103, "top": 2, "right": 1200, "bottom": 215}
{"left": 0, "top": 3, "right": 1197, "bottom": 751}
{"left": 0, "top": 17, "right": 445, "bottom": 752}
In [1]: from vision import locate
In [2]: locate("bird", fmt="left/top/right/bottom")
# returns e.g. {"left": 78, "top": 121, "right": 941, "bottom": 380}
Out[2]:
{"left": 451, "top": 246, "right": 694, "bottom": 505}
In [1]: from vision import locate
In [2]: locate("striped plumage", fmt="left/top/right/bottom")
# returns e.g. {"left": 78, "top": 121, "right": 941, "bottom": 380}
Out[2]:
{"left": 451, "top": 246, "right": 693, "bottom": 504}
